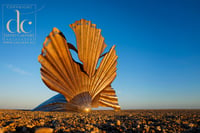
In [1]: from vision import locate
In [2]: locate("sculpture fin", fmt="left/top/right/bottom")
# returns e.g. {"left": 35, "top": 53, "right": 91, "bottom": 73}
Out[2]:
{"left": 38, "top": 28, "right": 88, "bottom": 101}
{"left": 90, "top": 45, "right": 118, "bottom": 99}
{"left": 70, "top": 19, "right": 107, "bottom": 77}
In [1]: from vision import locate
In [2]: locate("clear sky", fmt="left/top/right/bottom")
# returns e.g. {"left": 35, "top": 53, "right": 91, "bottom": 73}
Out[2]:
{"left": 0, "top": 0, "right": 200, "bottom": 109}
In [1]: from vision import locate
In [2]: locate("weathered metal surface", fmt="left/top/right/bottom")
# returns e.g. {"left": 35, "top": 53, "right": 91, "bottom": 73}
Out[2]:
{"left": 35, "top": 19, "right": 120, "bottom": 112}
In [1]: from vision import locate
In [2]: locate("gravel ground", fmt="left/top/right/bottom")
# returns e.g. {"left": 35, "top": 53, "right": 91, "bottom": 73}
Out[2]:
{"left": 0, "top": 109, "right": 200, "bottom": 133}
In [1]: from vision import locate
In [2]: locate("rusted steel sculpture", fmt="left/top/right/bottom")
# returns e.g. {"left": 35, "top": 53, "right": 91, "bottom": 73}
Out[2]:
{"left": 34, "top": 19, "right": 120, "bottom": 112}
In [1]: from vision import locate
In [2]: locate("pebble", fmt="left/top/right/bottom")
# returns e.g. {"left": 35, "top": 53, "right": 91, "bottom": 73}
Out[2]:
{"left": 35, "top": 127, "right": 54, "bottom": 133}
{"left": 0, "top": 128, "right": 4, "bottom": 133}
{"left": 116, "top": 120, "right": 120, "bottom": 126}
{"left": 0, "top": 109, "right": 199, "bottom": 133}
{"left": 156, "top": 126, "right": 161, "bottom": 131}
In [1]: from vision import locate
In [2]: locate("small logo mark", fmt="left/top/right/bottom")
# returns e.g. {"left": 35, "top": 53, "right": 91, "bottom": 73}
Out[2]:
{"left": 2, "top": 4, "right": 36, "bottom": 44}
{"left": 6, "top": 10, "right": 33, "bottom": 33}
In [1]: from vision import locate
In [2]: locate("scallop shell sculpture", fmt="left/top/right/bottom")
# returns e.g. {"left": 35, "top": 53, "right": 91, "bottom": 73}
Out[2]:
{"left": 34, "top": 19, "right": 120, "bottom": 112}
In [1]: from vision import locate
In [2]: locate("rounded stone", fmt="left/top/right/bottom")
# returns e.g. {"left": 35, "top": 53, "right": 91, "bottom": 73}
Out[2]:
{"left": 35, "top": 127, "right": 54, "bottom": 133}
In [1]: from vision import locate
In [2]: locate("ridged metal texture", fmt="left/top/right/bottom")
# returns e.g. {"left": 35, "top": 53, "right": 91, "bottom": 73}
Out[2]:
{"left": 37, "top": 19, "right": 120, "bottom": 112}
{"left": 33, "top": 94, "right": 67, "bottom": 111}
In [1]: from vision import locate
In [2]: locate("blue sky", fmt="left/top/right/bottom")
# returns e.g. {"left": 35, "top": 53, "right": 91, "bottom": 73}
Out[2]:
{"left": 0, "top": 0, "right": 200, "bottom": 109}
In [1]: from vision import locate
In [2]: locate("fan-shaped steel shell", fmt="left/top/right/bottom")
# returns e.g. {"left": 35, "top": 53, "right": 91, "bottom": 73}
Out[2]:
{"left": 35, "top": 19, "right": 120, "bottom": 112}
